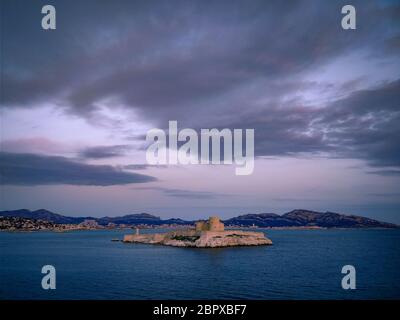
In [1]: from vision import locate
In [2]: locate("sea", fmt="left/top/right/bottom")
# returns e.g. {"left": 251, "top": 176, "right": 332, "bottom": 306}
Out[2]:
{"left": 0, "top": 228, "right": 399, "bottom": 299}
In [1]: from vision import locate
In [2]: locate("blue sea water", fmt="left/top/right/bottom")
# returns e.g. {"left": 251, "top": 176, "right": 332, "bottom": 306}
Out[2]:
{"left": 0, "top": 229, "right": 399, "bottom": 300}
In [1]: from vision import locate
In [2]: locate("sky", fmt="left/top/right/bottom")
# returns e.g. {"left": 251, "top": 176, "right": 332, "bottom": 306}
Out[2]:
{"left": 1, "top": 0, "right": 400, "bottom": 222}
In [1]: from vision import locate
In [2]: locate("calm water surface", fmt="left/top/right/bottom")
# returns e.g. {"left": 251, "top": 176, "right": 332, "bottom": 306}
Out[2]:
{"left": 0, "top": 229, "right": 399, "bottom": 299}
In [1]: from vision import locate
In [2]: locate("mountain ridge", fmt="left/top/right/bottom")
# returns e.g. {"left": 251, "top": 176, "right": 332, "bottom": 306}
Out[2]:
{"left": 0, "top": 208, "right": 397, "bottom": 228}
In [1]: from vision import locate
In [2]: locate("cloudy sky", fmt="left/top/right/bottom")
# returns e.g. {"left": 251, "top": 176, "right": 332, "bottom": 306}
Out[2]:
{"left": 1, "top": 0, "right": 400, "bottom": 222}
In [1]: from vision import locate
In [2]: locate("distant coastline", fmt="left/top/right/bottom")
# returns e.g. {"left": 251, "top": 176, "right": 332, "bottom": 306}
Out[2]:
{"left": 0, "top": 208, "right": 398, "bottom": 232}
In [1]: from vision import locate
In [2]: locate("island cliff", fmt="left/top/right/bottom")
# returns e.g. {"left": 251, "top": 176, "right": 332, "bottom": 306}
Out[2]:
{"left": 123, "top": 216, "right": 272, "bottom": 248}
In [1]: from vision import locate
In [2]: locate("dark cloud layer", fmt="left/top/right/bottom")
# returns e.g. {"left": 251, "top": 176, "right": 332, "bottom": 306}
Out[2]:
{"left": 237, "top": 79, "right": 400, "bottom": 167}
{"left": 123, "top": 164, "right": 167, "bottom": 170}
{"left": 0, "top": 152, "right": 156, "bottom": 186}
{"left": 317, "top": 80, "right": 400, "bottom": 167}
{"left": 134, "top": 187, "right": 228, "bottom": 199}
{"left": 3, "top": 1, "right": 398, "bottom": 114}
{"left": 1, "top": 0, "right": 400, "bottom": 171}
{"left": 162, "top": 188, "right": 226, "bottom": 200}
{"left": 170, "top": 79, "right": 400, "bottom": 168}
{"left": 367, "top": 169, "right": 400, "bottom": 176}
{"left": 79, "top": 145, "right": 130, "bottom": 159}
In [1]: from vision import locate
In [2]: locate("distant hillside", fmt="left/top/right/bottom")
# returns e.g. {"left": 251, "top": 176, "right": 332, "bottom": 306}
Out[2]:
{"left": 96, "top": 213, "right": 162, "bottom": 225}
{"left": 0, "top": 209, "right": 397, "bottom": 228}
{"left": 0, "top": 209, "right": 88, "bottom": 224}
{"left": 223, "top": 213, "right": 296, "bottom": 227}
{"left": 224, "top": 209, "right": 398, "bottom": 228}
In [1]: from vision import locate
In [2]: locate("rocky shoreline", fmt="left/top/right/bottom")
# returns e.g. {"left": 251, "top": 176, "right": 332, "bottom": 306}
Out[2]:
{"left": 123, "top": 229, "right": 272, "bottom": 248}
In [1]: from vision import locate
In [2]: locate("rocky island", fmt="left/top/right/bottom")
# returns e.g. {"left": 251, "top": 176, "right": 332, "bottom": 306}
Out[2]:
{"left": 123, "top": 216, "right": 272, "bottom": 248}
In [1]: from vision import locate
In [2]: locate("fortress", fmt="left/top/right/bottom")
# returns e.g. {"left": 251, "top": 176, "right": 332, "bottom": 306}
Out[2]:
{"left": 195, "top": 216, "right": 224, "bottom": 232}
{"left": 123, "top": 216, "right": 272, "bottom": 248}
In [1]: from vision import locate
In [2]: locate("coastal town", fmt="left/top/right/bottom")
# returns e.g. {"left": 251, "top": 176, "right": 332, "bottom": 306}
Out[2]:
{"left": 0, "top": 216, "right": 101, "bottom": 232}
{"left": 0, "top": 216, "right": 193, "bottom": 232}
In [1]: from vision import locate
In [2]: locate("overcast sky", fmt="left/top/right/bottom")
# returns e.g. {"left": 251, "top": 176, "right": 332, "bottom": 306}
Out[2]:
{"left": 1, "top": 0, "right": 400, "bottom": 222}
